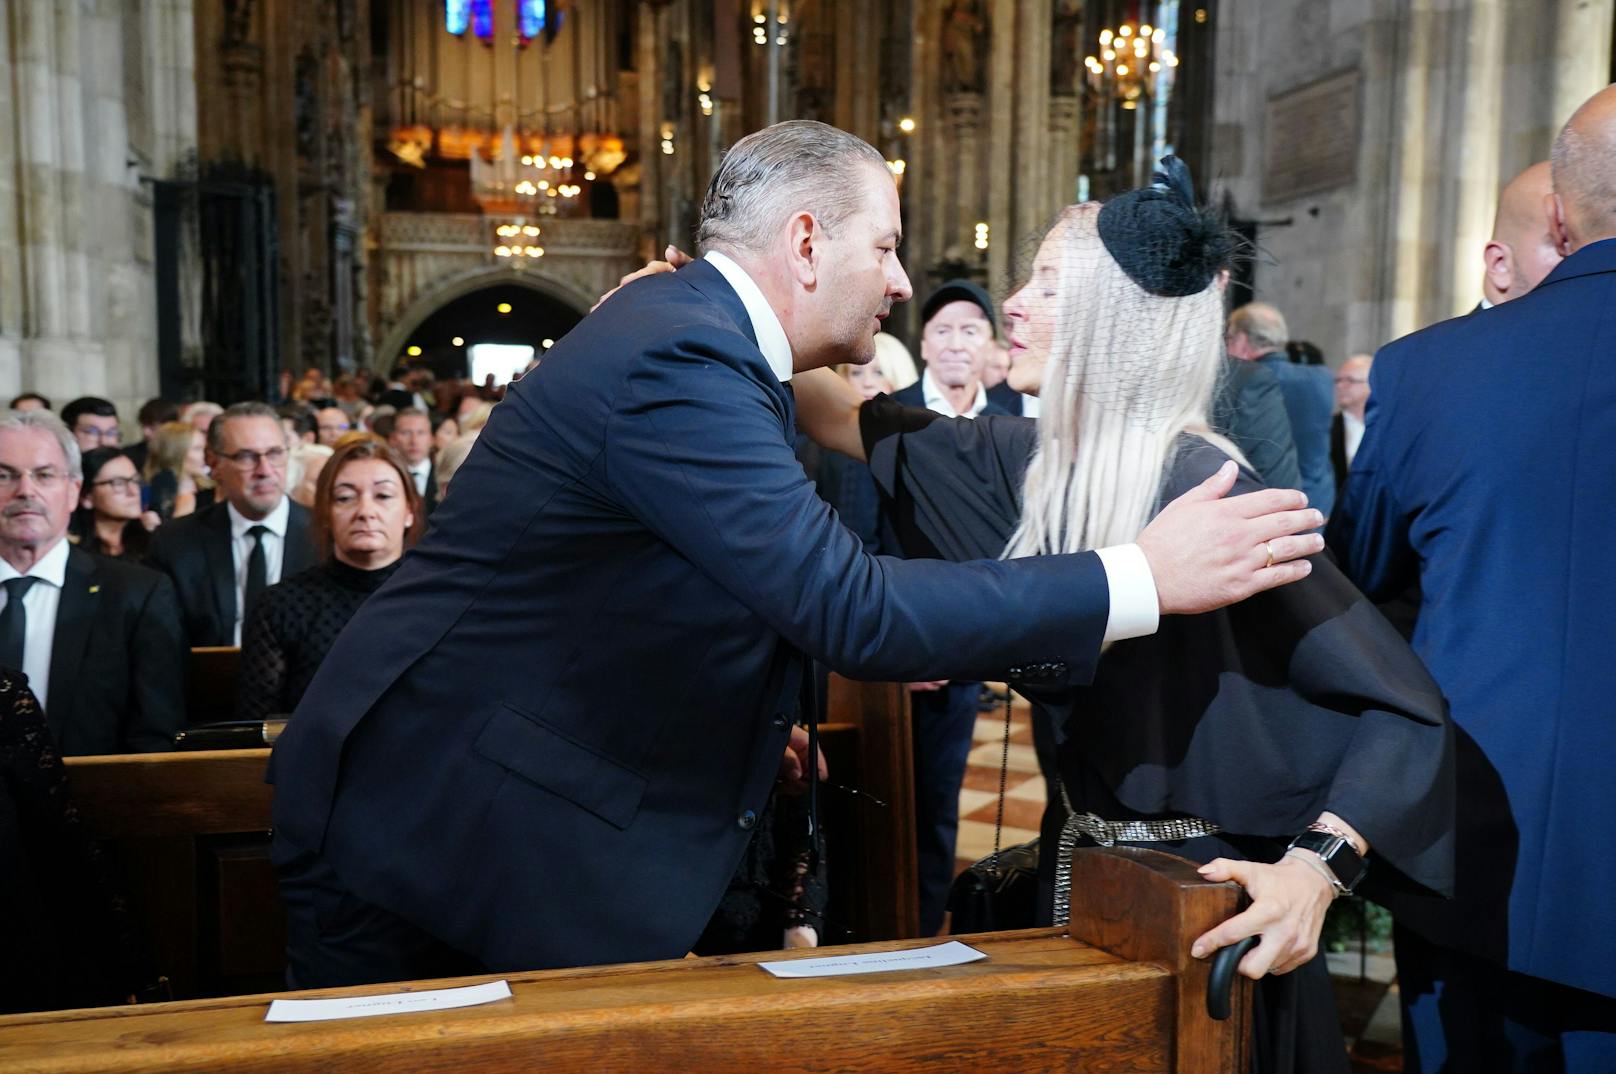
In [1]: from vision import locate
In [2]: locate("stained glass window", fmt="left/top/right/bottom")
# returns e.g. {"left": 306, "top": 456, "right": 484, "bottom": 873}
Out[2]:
{"left": 518, "top": 0, "right": 547, "bottom": 39}
{"left": 445, "top": 0, "right": 470, "bottom": 35}
{"left": 471, "top": 0, "right": 495, "bottom": 40}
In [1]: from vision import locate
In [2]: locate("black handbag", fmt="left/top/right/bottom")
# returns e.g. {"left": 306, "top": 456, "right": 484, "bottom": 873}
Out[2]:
{"left": 944, "top": 691, "right": 1042, "bottom": 933}
{"left": 946, "top": 836, "right": 1040, "bottom": 932}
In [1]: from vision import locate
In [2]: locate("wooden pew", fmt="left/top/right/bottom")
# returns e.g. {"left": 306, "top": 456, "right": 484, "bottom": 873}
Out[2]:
{"left": 0, "top": 848, "right": 1251, "bottom": 1073}
{"left": 61, "top": 674, "right": 919, "bottom": 999}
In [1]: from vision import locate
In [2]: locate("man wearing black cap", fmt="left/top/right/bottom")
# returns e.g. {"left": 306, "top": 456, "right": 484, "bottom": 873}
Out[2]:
{"left": 893, "top": 280, "right": 1018, "bottom": 419}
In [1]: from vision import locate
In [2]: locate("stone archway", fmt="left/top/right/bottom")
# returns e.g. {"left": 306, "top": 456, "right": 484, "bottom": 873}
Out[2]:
{"left": 369, "top": 212, "right": 641, "bottom": 371}
{"left": 374, "top": 265, "right": 594, "bottom": 371}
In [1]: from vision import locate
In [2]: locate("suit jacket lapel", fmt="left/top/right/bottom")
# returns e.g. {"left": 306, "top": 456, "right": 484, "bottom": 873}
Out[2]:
{"left": 284, "top": 501, "right": 317, "bottom": 575}
{"left": 203, "top": 504, "right": 237, "bottom": 638}
{"left": 47, "top": 549, "right": 99, "bottom": 742}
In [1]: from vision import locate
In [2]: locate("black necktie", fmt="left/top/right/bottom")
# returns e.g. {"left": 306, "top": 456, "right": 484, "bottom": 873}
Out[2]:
{"left": 244, "top": 525, "right": 270, "bottom": 622}
{"left": 0, "top": 577, "right": 38, "bottom": 672}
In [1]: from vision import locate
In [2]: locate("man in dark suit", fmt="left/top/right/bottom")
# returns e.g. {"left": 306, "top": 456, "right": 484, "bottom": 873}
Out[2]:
{"left": 1212, "top": 355, "right": 1301, "bottom": 492}
{"left": 268, "top": 120, "right": 1324, "bottom": 987}
{"left": 0, "top": 411, "right": 184, "bottom": 754}
{"left": 148, "top": 402, "right": 318, "bottom": 647}
{"left": 387, "top": 408, "right": 439, "bottom": 513}
{"left": 893, "top": 279, "right": 1012, "bottom": 420}
{"left": 1329, "top": 87, "right": 1616, "bottom": 1071}
{"left": 1226, "top": 303, "right": 1334, "bottom": 514}
{"left": 1328, "top": 353, "right": 1372, "bottom": 496}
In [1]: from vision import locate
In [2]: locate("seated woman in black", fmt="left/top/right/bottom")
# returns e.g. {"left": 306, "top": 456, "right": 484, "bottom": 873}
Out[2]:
{"left": 790, "top": 164, "right": 1454, "bottom": 1074}
{"left": 71, "top": 447, "right": 155, "bottom": 560}
{"left": 238, "top": 438, "right": 422, "bottom": 720}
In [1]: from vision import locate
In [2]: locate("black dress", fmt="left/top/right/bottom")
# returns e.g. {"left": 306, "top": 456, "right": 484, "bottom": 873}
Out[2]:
{"left": 238, "top": 559, "right": 402, "bottom": 721}
{"left": 859, "top": 397, "right": 1456, "bottom": 1074}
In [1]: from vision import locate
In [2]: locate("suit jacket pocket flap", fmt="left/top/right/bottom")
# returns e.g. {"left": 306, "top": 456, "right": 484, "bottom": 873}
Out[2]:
{"left": 473, "top": 703, "right": 647, "bottom": 830}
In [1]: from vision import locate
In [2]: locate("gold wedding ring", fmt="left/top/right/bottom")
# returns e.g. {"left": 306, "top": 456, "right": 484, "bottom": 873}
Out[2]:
{"left": 1263, "top": 540, "right": 1275, "bottom": 570}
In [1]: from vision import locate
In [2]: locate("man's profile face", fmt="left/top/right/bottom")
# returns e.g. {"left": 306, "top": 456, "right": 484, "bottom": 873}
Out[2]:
{"left": 921, "top": 300, "right": 992, "bottom": 390}
{"left": 210, "top": 416, "right": 288, "bottom": 518}
{"left": 0, "top": 427, "right": 79, "bottom": 551}
{"left": 389, "top": 414, "right": 432, "bottom": 466}
{"left": 813, "top": 163, "right": 913, "bottom": 368}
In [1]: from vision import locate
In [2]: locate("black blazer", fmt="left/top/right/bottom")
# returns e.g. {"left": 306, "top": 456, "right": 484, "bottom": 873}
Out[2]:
{"left": 1212, "top": 358, "right": 1302, "bottom": 491}
{"left": 146, "top": 500, "right": 318, "bottom": 647}
{"left": 43, "top": 548, "right": 186, "bottom": 755}
{"left": 270, "top": 257, "right": 1112, "bottom": 976}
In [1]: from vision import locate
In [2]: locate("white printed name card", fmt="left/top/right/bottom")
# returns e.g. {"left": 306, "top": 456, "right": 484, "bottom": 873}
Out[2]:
{"left": 264, "top": 979, "right": 514, "bottom": 1023}
{"left": 757, "top": 941, "right": 987, "bottom": 979}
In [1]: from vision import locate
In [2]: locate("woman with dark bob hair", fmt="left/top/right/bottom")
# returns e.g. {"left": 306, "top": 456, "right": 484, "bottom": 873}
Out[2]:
{"left": 237, "top": 437, "right": 422, "bottom": 720}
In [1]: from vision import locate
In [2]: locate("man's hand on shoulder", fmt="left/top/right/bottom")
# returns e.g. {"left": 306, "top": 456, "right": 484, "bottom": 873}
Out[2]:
{"left": 1138, "top": 461, "right": 1323, "bottom": 615}
{"left": 590, "top": 246, "right": 695, "bottom": 312}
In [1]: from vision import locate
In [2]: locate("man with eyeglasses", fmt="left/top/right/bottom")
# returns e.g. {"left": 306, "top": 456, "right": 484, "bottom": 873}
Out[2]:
{"left": 60, "top": 397, "right": 122, "bottom": 455}
{"left": 1329, "top": 354, "right": 1373, "bottom": 495}
{"left": 0, "top": 410, "right": 184, "bottom": 753}
{"left": 148, "top": 402, "right": 318, "bottom": 648}
{"left": 315, "top": 406, "right": 353, "bottom": 447}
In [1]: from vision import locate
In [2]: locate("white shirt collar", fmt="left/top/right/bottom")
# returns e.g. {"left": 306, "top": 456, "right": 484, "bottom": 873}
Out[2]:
{"left": 0, "top": 535, "right": 69, "bottom": 588}
{"left": 1478, "top": 297, "right": 1495, "bottom": 310}
{"left": 921, "top": 369, "right": 989, "bottom": 418}
{"left": 408, "top": 459, "right": 431, "bottom": 476}
{"left": 228, "top": 495, "right": 290, "bottom": 541}
{"left": 703, "top": 250, "right": 794, "bottom": 383}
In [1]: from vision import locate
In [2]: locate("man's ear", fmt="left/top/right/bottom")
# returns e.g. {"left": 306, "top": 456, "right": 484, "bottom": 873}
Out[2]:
{"left": 1483, "top": 240, "right": 1514, "bottom": 296}
{"left": 1547, "top": 193, "right": 1574, "bottom": 257}
{"left": 786, "top": 211, "right": 820, "bottom": 287}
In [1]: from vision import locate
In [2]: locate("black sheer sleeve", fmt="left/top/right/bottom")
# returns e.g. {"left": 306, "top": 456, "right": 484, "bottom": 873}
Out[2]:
{"left": 858, "top": 395, "right": 1037, "bottom": 562}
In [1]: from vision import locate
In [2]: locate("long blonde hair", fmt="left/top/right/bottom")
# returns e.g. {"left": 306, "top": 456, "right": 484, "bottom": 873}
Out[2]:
{"left": 1005, "top": 204, "right": 1240, "bottom": 558}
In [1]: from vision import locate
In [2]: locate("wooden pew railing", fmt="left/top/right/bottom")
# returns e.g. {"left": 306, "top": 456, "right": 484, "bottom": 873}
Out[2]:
{"left": 62, "top": 674, "right": 919, "bottom": 1000}
{"left": 0, "top": 847, "right": 1251, "bottom": 1074}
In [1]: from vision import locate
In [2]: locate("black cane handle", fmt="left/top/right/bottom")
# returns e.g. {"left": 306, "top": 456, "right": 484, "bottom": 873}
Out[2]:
{"left": 1206, "top": 935, "right": 1260, "bottom": 1020}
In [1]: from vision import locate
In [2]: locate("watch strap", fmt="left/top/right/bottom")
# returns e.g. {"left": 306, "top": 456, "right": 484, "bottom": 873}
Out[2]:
{"left": 1285, "top": 829, "right": 1368, "bottom": 894}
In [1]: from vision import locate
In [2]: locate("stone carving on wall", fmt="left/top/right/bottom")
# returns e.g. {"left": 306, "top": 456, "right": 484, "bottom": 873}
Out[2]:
{"left": 941, "top": 0, "right": 988, "bottom": 94}
{"left": 1051, "top": 0, "right": 1084, "bottom": 97}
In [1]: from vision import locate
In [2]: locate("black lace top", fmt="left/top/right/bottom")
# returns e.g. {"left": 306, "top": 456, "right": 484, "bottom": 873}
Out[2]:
{"left": 238, "top": 559, "right": 402, "bottom": 721}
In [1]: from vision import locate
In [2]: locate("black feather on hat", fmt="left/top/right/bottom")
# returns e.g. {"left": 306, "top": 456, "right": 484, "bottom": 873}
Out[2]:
{"left": 1096, "top": 156, "right": 1236, "bottom": 297}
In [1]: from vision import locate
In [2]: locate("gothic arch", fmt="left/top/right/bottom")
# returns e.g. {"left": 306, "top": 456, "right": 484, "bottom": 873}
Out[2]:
{"left": 373, "top": 266, "right": 596, "bottom": 372}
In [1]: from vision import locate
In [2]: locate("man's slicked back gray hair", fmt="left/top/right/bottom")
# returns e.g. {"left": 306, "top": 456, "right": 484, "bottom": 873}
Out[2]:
{"left": 0, "top": 409, "right": 83, "bottom": 479}
{"left": 697, "top": 121, "right": 888, "bottom": 255}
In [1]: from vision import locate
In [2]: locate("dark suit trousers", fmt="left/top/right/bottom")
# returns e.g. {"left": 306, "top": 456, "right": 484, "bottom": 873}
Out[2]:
{"left": 912, "top": 681, "right": 980, "bottom": 935}
{"left": 273, "top": 832, "right": 485, "bottom": 989}
{"left": 1396, "top": 925, "right": 1616, "bottom": 1073}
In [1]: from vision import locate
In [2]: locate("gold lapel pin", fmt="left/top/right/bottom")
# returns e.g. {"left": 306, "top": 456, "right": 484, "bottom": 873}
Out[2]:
{"left": 88, "top": 585, "right": 100, "bottom": 594}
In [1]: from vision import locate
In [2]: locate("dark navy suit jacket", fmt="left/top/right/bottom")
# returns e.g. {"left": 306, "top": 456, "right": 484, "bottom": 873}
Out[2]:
{"left": 269, "top": 258, "right": 1112, "bottom": 973}
{"left": 1329, "top": 238, "right": 1616, "bottom": 998}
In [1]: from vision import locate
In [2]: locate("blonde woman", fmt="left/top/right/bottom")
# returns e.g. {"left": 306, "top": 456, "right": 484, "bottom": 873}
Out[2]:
{"left": 792, "top": 163, "right": 1454, "bottom": 1074}
{"left": 144, "top": 420, "right": 213, "bottom": 520}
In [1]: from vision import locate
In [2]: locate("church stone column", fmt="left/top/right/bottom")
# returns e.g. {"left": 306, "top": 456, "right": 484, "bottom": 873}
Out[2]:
{"left": 946, "top": 93, "right": 984, "bottom": 269}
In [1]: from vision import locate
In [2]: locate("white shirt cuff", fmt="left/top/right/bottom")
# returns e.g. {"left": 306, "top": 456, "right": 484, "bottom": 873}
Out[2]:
{"left": 1095, "top": 543, "right": 1160, "bottom": 644}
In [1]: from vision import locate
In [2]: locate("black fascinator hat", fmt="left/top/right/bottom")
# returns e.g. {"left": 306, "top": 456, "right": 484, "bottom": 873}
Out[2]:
{"left": 1096, "top": 156, "right": 1236, "bottom": 297}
